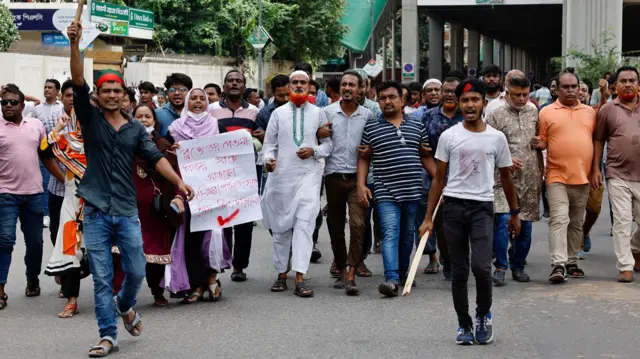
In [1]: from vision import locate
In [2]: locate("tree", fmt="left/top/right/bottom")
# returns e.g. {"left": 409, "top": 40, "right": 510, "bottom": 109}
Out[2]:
{"left": 0, "top": 4, "right": 20, "bottom": 52}
{"left": 133, "top": 0, "right": 346, "bottom": 63}
{"left": 564, "top": 30, "right": 640, "bottom": 87}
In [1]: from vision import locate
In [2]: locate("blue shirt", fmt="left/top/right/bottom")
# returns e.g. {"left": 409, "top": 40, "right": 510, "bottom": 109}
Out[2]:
{"left": 257, "top": 101, "right": 278, "bottom": 131}
{"left": 315, "top": 89, "right": 329, "bottom": 108}
{"left": 421, "top": 105, "right": 464, "bottom": 192}
{"left": 422, "top": 105, "right": 464, "bottom": 154}
{"left": 155, "top": 104, "right": 181, "bottom": 138}
{"left": 361, "top": 113, "right": 428, "bottom": 202}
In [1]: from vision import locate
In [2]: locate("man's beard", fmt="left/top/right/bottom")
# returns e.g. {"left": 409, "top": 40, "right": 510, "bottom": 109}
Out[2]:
{"left": 443, "top": 101, "right": 457, "bottom": 111}
{"left": 618, "top": 88, "right": 638, "bottom": 101}
{"left": 289, "top": 89, "right": 308, "bottom": 107}
{"left": 485, "top": 83, "right": 501, "bottom": 92}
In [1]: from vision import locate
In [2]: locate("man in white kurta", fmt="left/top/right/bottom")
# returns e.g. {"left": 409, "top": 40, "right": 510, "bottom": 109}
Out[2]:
{"left": 261, "top": 71, "right": 332, "bottom": 297}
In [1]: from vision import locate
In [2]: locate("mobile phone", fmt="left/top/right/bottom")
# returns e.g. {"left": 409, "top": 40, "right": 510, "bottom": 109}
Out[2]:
{"left": 170, "top": 203, "right": 180, "bottom": 213}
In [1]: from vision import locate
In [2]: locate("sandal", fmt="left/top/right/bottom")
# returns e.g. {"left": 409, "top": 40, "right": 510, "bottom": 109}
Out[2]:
{"left": 181, "top": 291, "right": 202, "bottom": 304}
{"left": 113, "top": 298, "right": 143, "bottom": 337}
{"left": 293, "top": 281, "right": 314, "bottom": 298}
{"left": 58, "top": 303, "right": 79, "bottom": 318}
{"left": 329, "top": 261, "right": 340, "bottom": 278}
{"left": 153, "top": 295, "right": 169, "bottom": 306}
{"left": 25, "top": 281, "right": 41, "bottom": 297}
{"left": 424, "top": 261, "right": 440, "bottom": 274}
{"left": 0, "top": 293, "right": 7, "bottom": 310}
{"left": 59, "top": 288, "right": 65, "bottom": 298}
{"left": 88, "top": 337, "right": 119, "bottom": 358}
{"left": 271, "top": 277, "right": 288, "bottom": 292}
{"left": 356, "top": 263, "right": 372, "bottom": 277}
{"left": 566, "top": 264, "right": 585, "bottom": 278}
{"left": 208, "top": 280, "right": 222, "bottom": 302}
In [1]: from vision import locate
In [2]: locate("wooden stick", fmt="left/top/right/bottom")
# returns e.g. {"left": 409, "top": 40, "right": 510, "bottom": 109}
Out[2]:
{"left": 402, "top": 194, "right": 443, "bottom": 296}
{"left": 75, "top": 0, "right": 85, "bottom": 22}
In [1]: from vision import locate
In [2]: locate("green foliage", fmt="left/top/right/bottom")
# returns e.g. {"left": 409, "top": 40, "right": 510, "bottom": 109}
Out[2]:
{"left": 565, "top": 31, "right": 640, "bottom": 86}
{"left": 132, "top": 0, "right": 347, "bottom": 63}
{"left": 0, "top": 4, "right": 20, "bottom": 52}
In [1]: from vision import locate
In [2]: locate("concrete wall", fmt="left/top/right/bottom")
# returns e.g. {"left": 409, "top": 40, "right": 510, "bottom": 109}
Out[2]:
{"left": 0, "top": 52, "right": 93, "bottom": 98}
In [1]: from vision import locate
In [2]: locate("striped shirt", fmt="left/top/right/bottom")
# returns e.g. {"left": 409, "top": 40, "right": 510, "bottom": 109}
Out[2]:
{"left": 361, "top": 113, "right": 428, "bottom": 202}
{"left": 208, "top": 99, "right": 258, "bottom": 133}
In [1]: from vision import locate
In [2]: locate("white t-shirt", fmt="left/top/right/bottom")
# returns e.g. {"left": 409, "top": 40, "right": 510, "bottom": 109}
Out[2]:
{"left": 435, "top": 123, "right": 512, "bottom": 202}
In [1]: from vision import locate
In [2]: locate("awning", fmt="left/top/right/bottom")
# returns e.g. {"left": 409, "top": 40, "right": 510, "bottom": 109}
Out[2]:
{"left": 340, "top": 0, "right": 388, "bottom": 53}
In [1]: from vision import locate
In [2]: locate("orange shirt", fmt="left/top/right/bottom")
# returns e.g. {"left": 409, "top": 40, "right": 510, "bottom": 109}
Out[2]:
{"left": 539, "top": 100, "right": 596, "bottom": 185}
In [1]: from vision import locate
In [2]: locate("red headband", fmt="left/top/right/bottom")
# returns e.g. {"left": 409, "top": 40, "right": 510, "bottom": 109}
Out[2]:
{"left": 96, "top": 73, "right": 124, "bottom": 89}
{"left": 462, "top": 83, "right": 473, "bottom": 94}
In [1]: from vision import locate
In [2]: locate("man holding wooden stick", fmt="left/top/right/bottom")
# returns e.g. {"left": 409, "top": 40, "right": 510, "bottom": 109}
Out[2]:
{"left": 419, "top": 78, "right": 520, "bottom": 346}
{"left": 67, "top": 16, "right": 193, "bottom": 356}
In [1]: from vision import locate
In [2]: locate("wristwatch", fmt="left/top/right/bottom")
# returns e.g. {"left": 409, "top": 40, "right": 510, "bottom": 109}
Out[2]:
{"left": 510, "top": 208, "right": 521, "bottom": 215}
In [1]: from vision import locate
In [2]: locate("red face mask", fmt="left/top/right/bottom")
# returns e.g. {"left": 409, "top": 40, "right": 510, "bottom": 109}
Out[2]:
{"left": 618, "top": 87, "right": 639, "bottom": 101}
{"left": 289, "top": 91, "right": 308, "bottom": 107}
{"left": 307, "top": 95, "right": 316, "bottom": 104}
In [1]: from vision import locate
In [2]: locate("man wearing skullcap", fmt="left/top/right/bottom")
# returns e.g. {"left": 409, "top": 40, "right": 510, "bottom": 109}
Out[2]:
{"left": 419, "top": 78, "right": 521, "bottom": 346}
{"left": 261, "top": 70, "right": 333, "bottom": 298}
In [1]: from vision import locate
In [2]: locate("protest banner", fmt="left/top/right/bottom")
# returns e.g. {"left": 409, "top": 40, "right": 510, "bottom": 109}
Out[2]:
{"left": 176, "top": 130, "right": 262, "bottom": 232}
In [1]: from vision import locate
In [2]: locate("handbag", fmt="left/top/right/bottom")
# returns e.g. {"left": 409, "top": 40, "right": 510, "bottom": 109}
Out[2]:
{"left": 151, "top": 178, "right": 165, "bottom": 216}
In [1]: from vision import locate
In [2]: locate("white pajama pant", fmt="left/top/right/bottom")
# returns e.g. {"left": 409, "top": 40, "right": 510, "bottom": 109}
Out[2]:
{"left": 272, "top": 218, "right": 314, "bottom": 274}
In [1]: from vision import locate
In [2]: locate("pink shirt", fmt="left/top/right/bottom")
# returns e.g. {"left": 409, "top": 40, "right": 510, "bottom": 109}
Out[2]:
{"left": 0, "top": 116, "right": 46, "bottom": 194}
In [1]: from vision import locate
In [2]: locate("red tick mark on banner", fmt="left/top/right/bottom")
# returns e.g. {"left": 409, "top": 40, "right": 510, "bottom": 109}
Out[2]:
{"left": 217, "top": 208, "right": 240, "bottom": 227}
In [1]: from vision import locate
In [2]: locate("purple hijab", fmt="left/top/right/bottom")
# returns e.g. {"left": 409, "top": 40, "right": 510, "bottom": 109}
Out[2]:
{"left": 168, "top": 88, "right": 220, "bottom": 142}
{"left": 163, "top": 88, "right": 231, "bottom": 294}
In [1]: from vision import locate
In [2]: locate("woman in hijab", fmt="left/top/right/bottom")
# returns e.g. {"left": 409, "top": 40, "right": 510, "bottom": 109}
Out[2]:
{"left": 131, "top": 104, "right": 183, "bottom": 306}
{"left": 165, "top": 88, "right": 231, "bottom": 303}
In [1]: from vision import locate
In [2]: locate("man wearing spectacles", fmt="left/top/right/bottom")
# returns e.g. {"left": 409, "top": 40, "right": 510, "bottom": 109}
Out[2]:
{"left": 0, "top": 84, "right": 63, "bottom": 308}
{"left": 155, "top": 73, "right": 193, "bottom": 137}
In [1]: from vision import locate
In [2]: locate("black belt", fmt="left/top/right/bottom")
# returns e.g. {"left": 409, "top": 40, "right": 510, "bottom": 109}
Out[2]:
{"left": 328, "top": 172, "right": 357, "bottom": 180}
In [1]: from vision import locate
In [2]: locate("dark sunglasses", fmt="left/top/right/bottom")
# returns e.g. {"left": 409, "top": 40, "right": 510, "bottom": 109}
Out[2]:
{"left": 1, "top": 100, "right": 20, "bottom": 106}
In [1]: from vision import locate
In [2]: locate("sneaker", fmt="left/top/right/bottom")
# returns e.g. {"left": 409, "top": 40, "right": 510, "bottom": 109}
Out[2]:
{"left": 456, "top": 326, "right": 475, "bottom": 345}
{"left": 475, "top": 312, "right": 493, "bottom": 345}
{"left": 583, "top": 235, "right": 592, "bottom": 253}
{"left": 548, "top": 265, "right": 567, "bottom": 283}
{"left": 377, "top": 282, "right": 398, "bottom": 297}
{"left": 43, "top": 216, "right": 50, "bottom": 228}
{"left": 492, "top": 269, "right": 506, "bottom": 286}
{"left": 578, "top": 250, "right": 585, "bottom": 260}
{"left": 512, "top": 269, "right": 530, "bottom": 282}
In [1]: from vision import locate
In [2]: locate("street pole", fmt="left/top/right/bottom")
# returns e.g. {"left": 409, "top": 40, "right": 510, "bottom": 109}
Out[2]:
{"left": 370, "top": 0, "right": 375, "bottom": 61}
{"left": 258, "top": 0, "right": 263, "bottom": 93}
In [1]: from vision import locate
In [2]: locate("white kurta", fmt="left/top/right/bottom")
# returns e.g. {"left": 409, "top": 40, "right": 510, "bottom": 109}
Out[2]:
{"left": 261, "top": 102, "right": 332, "bottom": 233}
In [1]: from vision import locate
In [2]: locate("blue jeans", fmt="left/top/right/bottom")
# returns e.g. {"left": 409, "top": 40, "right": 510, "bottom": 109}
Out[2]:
{"left": 83, "top": 203, "right": 146, "bottom": 341}
{"left": 0, "top": 194, "right": 44, "bottom": 284}
{"left": 414, "top": 200, "right": 438, "bottom": 254}
{"left": 39, "top": 161, "right": 50, "bottom": 216}
{"left": 377, "top": 200, "right": 420, "bottom": 283}
{"left": 493, "top": 214, "right": 532, "bottom": 271}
